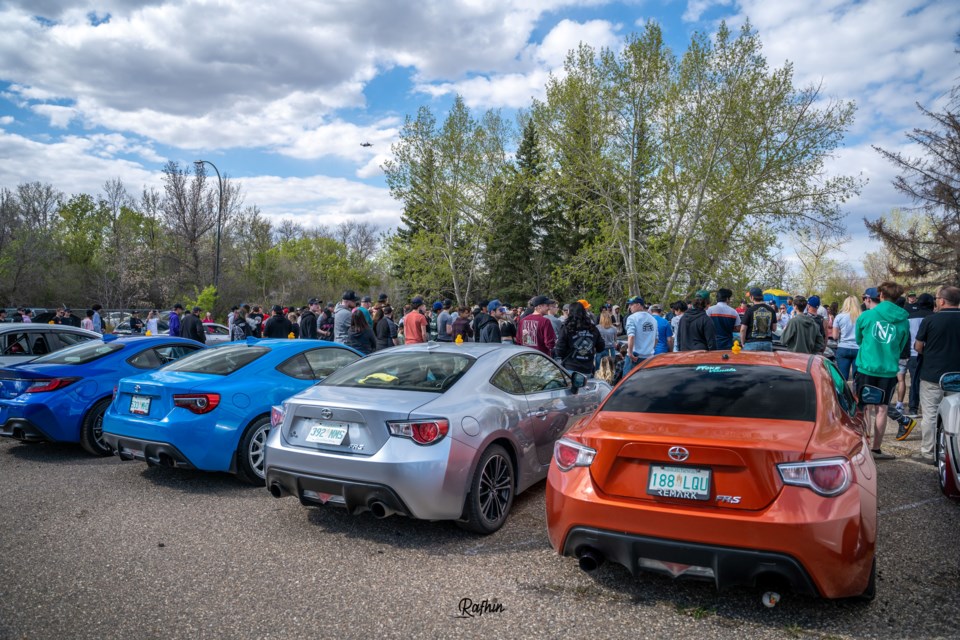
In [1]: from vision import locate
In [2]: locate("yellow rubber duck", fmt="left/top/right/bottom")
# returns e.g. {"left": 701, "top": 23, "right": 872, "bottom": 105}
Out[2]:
{"left": 288, "top": 332, "right": 295, "bottom": 339}
{"left": 145, "top": 330, "right": 152, "bottom": 336}
{"left": 455, "top": 334, "right": 464, "bottom": 345}
{"left": 731, "top": 340, "right": 742, "bottom": 354}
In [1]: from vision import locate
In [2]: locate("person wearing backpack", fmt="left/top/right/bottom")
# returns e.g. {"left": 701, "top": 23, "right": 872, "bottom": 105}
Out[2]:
{"left": 555, "top": 302, "right": 605, "bottom": 376}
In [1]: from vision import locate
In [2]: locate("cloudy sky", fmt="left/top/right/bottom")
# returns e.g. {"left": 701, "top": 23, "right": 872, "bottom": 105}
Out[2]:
{"left": 1, "top": 0, "right": 957, "bottom": 266}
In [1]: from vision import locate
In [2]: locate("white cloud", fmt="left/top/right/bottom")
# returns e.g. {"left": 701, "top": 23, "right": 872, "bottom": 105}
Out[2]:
{"left": 683, "top": 0, "right": 732, "bottom": 22}
{"left": 32, "top": 104, "right": 77, "bottom": 128}
{"left": 0, "top": 116, "right": 13, "bottom": 125}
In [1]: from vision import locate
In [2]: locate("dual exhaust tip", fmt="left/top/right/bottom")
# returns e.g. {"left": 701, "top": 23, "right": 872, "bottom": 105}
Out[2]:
{"left": 267, "top": 483, "right": 395, "bottom": 519}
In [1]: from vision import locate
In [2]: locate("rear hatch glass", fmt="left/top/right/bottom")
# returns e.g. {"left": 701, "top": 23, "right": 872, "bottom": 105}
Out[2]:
{"left": 162, "top": 344, "right": 269, "bottom": 375}
{"left": 29, "top": 341, "right": 123, "bottom": 365}
{"left": 321, "top": 351, "right": 474, "bottom": 393}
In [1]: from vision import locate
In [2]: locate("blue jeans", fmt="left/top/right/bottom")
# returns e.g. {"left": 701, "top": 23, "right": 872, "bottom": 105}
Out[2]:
{"left": 742, "top": 341, "right": 772, "bottom": 352}
{"left": 623, "top": 354, "right": 648, "bottom": 376}
{"left": 835, "top": 347, "right": 858, "bottom": 381}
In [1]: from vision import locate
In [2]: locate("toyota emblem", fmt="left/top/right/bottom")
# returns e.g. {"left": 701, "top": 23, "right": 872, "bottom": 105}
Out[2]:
{"left": 134, "top": 384, "right": 141, "bottom": 393}
{"left": 668, "top": 446, "right": 689, "bottom": 462}
{"left": 319, "top": 408, "right": 333, "bottom": 420}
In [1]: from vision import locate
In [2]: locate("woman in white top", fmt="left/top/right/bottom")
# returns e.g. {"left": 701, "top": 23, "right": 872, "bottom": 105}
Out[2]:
{"left": 832, "top": 296, "right": 861, "bottom": 381}
{"left": 146, "top": 310, "right": 160, "bottom": 335}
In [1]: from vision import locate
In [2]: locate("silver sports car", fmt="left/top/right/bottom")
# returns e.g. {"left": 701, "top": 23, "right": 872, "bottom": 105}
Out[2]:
{"left": 937, "top": 371, "right": 960, "bottom": 500}
{"left": 265, "top": 343, "right": 611, "bottom": 534}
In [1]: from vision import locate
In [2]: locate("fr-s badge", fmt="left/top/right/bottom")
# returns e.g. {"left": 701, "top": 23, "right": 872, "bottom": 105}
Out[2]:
{"left": 716, "top": 495, "right": 741, "bottom": 504}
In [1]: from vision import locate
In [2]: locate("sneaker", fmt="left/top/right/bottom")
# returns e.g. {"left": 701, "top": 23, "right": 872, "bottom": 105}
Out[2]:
{"left": 909, "top": 452, "right": 935, "bottom": 465}
{"left": 895, "top": 402, "right": 903, "bottom": 412}
{"left": 871, "top": 450, "right": 896, "bottom": 460}
{"left": 895, "top": 418, "right": 917, "bottom": 441}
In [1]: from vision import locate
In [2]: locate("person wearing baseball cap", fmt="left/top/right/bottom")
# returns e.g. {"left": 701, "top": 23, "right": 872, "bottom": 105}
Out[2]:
{"left": 473, "top": 299, "right": 502, "bottom": 343}
{"left": 436, "top": 299, "right": 454, "bottom": 342}
{"left": 180, "top": 305, "right": 206, "bottom": 344}
{"left": 358, "top": 296, "right": 374, "bottom": 327}
{"left": 515, "top": 295, "right": 556, "bottom": 355}
{"left": 740, "top": 287, "right": 778, "bottom": 351}
{"left": 263, "top": 303, "right": 293, "bottom": 339}
{"left": 333, "top": 291, "right": 359, "bottom": 343}
{"left": 677, "top": 291, "right": 717, "bottom": 352}
{"left": 624, "top": 296, "right": 656, "bottom": 371}
{"left": 300, "top": 298, "right": 322, "bottom": 339}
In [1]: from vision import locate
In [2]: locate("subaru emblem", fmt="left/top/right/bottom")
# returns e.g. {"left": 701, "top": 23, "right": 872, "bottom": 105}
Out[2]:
{"left": 668, "top": 446, "right": 689, "bottom": 462}
{"left": 319, "top": 408, "right": 333, "bottom": 420}
{"left": 134, "top": 384, "right": 141, "bottom": 393}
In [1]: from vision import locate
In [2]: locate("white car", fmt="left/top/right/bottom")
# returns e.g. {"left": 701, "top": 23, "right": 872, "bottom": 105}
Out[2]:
{"left": 0, "top": 323, "right": 100, "bottom": 366}
{"left": 936, "top": 371, "right": 960, "bottom": 500}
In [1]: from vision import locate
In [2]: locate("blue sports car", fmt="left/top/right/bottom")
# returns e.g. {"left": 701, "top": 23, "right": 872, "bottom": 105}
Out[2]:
{"left": 0, "top": 336, "right": 205, "bottom": 455}
{"left": 102, "top": 338, "right": 363, "bottom": 484}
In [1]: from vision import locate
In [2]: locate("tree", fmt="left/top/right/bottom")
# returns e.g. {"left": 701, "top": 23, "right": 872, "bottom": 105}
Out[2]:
{"left": 791, "top": 224, "right": 849, "bottom": 295}
{"left": 868, "top": 100, "right": 960, "bottom": 286}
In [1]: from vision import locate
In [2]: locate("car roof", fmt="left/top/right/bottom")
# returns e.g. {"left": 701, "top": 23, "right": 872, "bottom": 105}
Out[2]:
{"left": 371, "top": 342, "right": 534, "bottom": 358}
{"left": 0, "top": 323, "right": 99, "bottom": 335}
{"left": 638, "top": 350, "right": 818, "bottom": 374}
{"left": 213, "top": 338, "right": 361, "bottom": 353}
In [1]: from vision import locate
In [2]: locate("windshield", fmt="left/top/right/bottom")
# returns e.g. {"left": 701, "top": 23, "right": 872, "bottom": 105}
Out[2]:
{"left": 603, "top": 364, "right": 816, "bottom": 421}
{"left": 30, "top": 340, "right": 124, "bottom": 365}
{"left": 162, "top": 344, "right": 269, "bottom": 376}
{"left": 322, "top": 351, "right": 474, "bottom": 392}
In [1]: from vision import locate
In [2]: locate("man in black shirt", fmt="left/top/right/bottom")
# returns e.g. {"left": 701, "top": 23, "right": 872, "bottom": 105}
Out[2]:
{"left": 181, "top": 306, "right": 206, "bottom": 344}
{"left": 914, "top": 286, "right": 960, "bottom": 464}
{"left": 263, "top": 304, "right": 293, "bottom": 338}
{"left": 129, "top": 310, "right": 144, "bottom": 334}
{"left": 299, "top": 298, "right": 320, "bottom": 339}
{"left": 740, "top": 287, "right": 777, "bottom": 351}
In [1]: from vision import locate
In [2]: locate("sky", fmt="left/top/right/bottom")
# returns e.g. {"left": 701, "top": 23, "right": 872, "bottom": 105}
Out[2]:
{"left": 0, "top": 0, "right": 957, "bottom": 269}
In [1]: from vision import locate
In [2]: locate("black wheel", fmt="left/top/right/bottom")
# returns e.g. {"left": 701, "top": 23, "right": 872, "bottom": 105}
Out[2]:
{"left": 79, "top": 397, "right": 113, "bottom": 457}
{"left": 937, "top": 420, "right": 960, "bottom": 499}
{"left": 459, "top": 444, "right": 515, "bottom": 535}
{"left": 856, "top": 557, "right": 877, "bottom": 602}
{"left": 236, "top": 416, "right": 270, "bottom": 486}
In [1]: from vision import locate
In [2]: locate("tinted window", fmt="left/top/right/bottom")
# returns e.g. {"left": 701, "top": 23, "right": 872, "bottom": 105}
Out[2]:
{"left": 127, "top": 344, "right": 201, "bottom": 369}
{"left": 322, "top": 351, "right": 474, "bottom": 392}
{"left": 277, "top": 353, "right": 314, "bottom": 380}
{"left": 825, "top": 361, "right": 856, "bottom": 416}
{"left": 491, "top": 363, "right": 525, "bottom": 395}
{"left": 163, "top": 345, "right": 270, "bottom": 376}
{"left": 56, "top": 332, "right": 93, "bottom": 346}
{"left": 31, "top": 341, "right": 124, "bottom": 365}
{"left": 304, "top": 348, "right": 361, "bottom": 379}
{"left": 509, "top": 353, "right": 569, "bottom": 393}
{"left": 603, "top": 364, "right": 816, "bottom": 421}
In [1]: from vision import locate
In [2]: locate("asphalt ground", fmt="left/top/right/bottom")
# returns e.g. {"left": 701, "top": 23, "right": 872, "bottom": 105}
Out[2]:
{"left": 1, "top": 423, "right": 958, "bottom": 640}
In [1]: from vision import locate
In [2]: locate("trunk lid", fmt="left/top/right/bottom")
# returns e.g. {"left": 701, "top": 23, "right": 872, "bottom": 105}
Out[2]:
{"left": 115, "top": 371, "right": 220, "bottom": 421}
{"left": 282, "top": 386, "right": 438, "bottom": 457}
{"left": 0, "top": 365, "right": 77, "bottom": 400}
{"left": 584, "top": 412, "right": 815, "bottom": 511}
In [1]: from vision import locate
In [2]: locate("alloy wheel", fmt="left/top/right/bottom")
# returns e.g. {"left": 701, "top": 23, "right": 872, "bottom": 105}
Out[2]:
{"left": 938, "top": 425, "right": 947, "bottom": 491}
{"left": 478, "top": 453, "right": 512, "bottom": 524}
{"left": 249, "top": 424, "right": 270, "bottom": 479}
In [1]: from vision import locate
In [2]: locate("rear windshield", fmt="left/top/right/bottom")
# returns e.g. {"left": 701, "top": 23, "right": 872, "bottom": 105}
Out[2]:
{"left": 322, "top": 351, "right": 474, "bottom": 392}
{"left": 30, "top": 341, "right": 124, "bottom": 365}
{"left": 603, "top": 364, "right": 816, "bottom": 421}
{"left": 162, "top": 344, "right": 269, "bottom": 376}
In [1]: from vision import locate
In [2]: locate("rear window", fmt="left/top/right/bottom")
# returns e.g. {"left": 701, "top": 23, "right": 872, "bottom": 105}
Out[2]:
{"left": 163, "top": 344, "right": 269, "bottom": 376}
{"left": 603, "top": 364, "right": 816, "bottom": 421}
{"left": 30, "top": 340, "right": 124, "bottom": 365}
{"left": 322, "top": 351, "right": 474, "bottom": 392}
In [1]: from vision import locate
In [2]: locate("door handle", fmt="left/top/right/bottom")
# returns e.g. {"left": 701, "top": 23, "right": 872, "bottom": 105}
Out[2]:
{"left": 531, "top": 409, "right": 548, "bottom": 419}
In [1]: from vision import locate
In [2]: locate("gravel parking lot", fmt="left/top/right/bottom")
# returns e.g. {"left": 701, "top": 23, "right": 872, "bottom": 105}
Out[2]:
{"left": 1, "top": 429, "right": 958, "bottom": 640}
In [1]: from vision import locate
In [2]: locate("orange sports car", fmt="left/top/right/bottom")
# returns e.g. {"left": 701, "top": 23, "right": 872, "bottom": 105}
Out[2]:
{"left": 546, "top": 351, "right": 877, "bottom": 601}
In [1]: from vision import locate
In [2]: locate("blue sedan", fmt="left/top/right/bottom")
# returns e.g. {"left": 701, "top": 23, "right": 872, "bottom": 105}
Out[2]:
{"left": 0, "top": 336, "right": 205, "bottom": 455}
{"left": 102, "top": 338, "right": 362, "bottom": 484}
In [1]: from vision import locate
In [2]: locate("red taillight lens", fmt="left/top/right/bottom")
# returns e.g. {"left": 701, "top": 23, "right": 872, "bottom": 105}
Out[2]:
{"left": 270, "top": 405, "right": 285, "bottom": 428}
{"left": 387, "top": 419, "right": 449, "bottom": 445}
{"left": 25, "top": 377, "right": 80, "bottom": 393}
{"left": 173, "top": 393, "right": 220, "bottom": 414}
{"left": 554, "top": 438, "right": 596, "bottom": 471}
{"left": 778, "top": 458, "right": 851, "bottom": 496}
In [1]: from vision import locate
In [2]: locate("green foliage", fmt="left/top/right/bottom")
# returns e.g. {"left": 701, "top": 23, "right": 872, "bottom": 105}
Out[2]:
{"left": 184, "top": 285, "right": 219, "bottom": 316}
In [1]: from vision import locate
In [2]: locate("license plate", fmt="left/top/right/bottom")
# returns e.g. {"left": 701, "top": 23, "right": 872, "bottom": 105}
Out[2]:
{"left": 647, "top": 465, "right": 711, "bottom": 501}
{"left": 304, "top": 421, "right": 349, "bottom": 445}
{"left": 129, "top": 395, "right": 151, "bottom": 415}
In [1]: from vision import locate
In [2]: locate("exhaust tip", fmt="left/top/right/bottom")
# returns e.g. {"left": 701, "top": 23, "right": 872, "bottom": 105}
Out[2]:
{"left": 369, "top": 501, "right": 393, "bottom": 519}
{"left": 268, "top": 483, "right": 284, "bottom": 498}
{"left": 577, "top": 547, "right": 604, "bottom": 572}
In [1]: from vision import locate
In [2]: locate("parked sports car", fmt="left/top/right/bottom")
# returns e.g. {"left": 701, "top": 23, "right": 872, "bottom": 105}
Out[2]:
{"left": 546, "top": 350, "right": 877, "bottom": 601}
{"left": 103, "top": 339, "right": 362, "bottom": 484}
{"left": 0, "top": 336, "right": 204, "bottom": 455}
{"left": 113, "top": 321, "right": 231, "bottom": 344}
{"left": 0, "top": 323, "right": 100, "bottom": 366}
{"left": 936, "top": 371, "right": 960, "bottom": 500}
{"left": 265, "top": 343, "right": 612, "bottom": 534}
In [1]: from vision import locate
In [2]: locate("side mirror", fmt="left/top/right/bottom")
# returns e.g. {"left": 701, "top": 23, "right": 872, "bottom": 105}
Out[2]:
{"left": 570, "top": 372, "right": 587, "bottom": 393}
{"left": 858, "top": 385, "right": 886, "bottom": 406}
{"left": 940, "top": 372, "right": 960, "bottom": 393}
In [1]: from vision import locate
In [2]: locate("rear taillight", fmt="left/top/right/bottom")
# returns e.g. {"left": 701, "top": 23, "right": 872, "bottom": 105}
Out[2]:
{"left": 554, "top": 438, "right": 596, "bottom": 471}
{"left": 270, "top": 405, "right": 285, "bottom": 428}
{"left": 173, "top": 393, "right": 220, "bottom": 414}
{"left": 387, "top": 419, "right": 449, "bottom": 445}
{"left": 778, "top": 458, "right": 852, "bottom": 496}
{"left": 24, "top": 377, "right": 80, "bottom": 393}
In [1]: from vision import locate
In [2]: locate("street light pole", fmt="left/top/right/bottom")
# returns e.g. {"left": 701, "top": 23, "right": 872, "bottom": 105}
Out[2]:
{"left": 194, "top": 160, "right": 224, "bottom": 301}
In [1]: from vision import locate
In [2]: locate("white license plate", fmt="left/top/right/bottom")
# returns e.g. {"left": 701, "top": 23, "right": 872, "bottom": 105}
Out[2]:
{"left": 129, "top": 395, "right": 151, "bottom": 415}
{"left": 647, "top": 465, "right": 711, "bottom": 501}
{"left": 304, "top": 421, "right": 349, "bottom": 445}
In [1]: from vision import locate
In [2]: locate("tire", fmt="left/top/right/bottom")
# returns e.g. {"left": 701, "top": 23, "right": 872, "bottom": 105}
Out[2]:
{"left": 856, "top": 557, "right": 877, "bottom": 602}
{"left": 79, "top": 397, "right": 114, "bottom": 457}
{"left": 236, "top": 415, "right": 271, "bottom": 486}
{"left": 459, "top": 444, "right": 515, "bottom": 535}
{"left": 937, "top": 421, "right": 960, "bottom": 500}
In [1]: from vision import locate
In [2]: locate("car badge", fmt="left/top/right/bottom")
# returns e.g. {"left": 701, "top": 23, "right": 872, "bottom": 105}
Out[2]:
{"left": 319, "top": 408, "right": 333, "bottom": 420}
{"left": 668, "top": 446, "right": 689, "bottom": 462}
{"left": 134, "top": 384, "right": 141, "bottom": 393}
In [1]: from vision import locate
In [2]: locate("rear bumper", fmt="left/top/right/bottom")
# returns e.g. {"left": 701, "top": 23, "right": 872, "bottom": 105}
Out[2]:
{"left": 0, "top": 416, "right": 49, "bottom": 442}
{"left": 102, "top": 433, "right": 196, "bottom": 470}
{"left": 267, "top": 466, "right": 412, "bottom": 516}
{"left": 562, "top": 526, "right": 819, "bottom": 596}
{"left": 546, "top": 465, "right": 876, "bottom": 599}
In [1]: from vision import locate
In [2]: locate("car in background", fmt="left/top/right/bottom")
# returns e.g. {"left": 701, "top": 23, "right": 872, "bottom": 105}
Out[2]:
{"left": 113, "top": 320, "right": 170, "bottom": 336}
{"left": 0, "top": 336, "right": 204, "bottom": 455}
{"left": 546, "top": 351, "right": 877, "bottom": 601}
{"left": 0, "top": 323, "right": 100, "bottom": 366}
{"left": 103, "top": 339, "right": 362, "bottom": 484}
{"left": 265, "top": 343, "right": 612, "bottom": 534}
{"left": 113, "top": 321, "right": 230, "bottom": 344}
{"left": 936, "top": 371, "right": 960, "bottom": 500}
